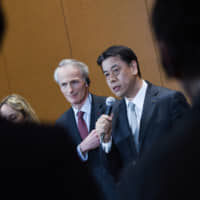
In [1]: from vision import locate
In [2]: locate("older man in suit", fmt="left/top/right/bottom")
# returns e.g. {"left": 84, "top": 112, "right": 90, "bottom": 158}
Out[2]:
{"left": 54, "top": 59, "right": 116, "bottom": 200}
{"left": 96, "top": 45, "right": 190, "bottom": 181}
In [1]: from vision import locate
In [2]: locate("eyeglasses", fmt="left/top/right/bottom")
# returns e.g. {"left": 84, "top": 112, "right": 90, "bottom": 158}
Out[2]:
{"left": 103, "top": 66, "right": 121, "bottom": 80}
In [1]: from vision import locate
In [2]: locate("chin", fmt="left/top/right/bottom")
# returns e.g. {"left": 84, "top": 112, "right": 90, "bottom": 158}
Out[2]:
{"left": 115, "top": 91, "right": 123, "bottom": 97}
{"left": 68, "top": 99, "right": 77, "bottom": 104}
{"left": 115, "top": 94, "right": 122, "bottom": 98}
{"left": 112, "top": 90, "right": 119, "bottom": 97}
{"left": 71, "top": 100, "right": 79, "bottom": 105}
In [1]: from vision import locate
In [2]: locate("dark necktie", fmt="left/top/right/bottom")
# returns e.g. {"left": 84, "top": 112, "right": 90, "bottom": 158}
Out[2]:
{"left": 77, "top": 111, "right": 88, "bottom": 140}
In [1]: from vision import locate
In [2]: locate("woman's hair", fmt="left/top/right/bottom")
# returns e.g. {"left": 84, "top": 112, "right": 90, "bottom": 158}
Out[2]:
{"left": 0, "top": 94, "right": 39, "bottom": 123}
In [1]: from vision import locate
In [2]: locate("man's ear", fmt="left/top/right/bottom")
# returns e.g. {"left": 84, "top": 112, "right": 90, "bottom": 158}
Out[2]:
{"left": 130, "top": 60, "right": 138, "bottom": 75}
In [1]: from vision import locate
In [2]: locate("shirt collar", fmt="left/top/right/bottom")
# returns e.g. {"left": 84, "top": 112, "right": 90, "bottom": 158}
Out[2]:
{"left": 73, "top": 93, "right": 92, "bottom": 116}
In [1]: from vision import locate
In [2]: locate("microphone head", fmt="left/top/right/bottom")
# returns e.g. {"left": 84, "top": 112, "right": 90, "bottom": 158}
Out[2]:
{"left": 106, "top": 96, "right": 116, "bottom": 106}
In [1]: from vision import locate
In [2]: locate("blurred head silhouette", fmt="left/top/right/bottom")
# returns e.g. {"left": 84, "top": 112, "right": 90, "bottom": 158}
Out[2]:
{"left": 0, "top": 3, "right": 101, "bottom": 200}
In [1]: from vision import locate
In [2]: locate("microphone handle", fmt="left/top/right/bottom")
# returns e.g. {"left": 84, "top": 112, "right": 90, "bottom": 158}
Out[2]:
{"left": 105, "top": 105, "right": 112, "bottom": 115}
{"left": 101, "top": 105, "right": 112, "bottom": 141}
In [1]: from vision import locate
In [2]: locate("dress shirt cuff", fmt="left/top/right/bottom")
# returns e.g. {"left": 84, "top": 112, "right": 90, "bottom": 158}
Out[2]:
{"left": 100, "top": 136, "right": 112, "bottom": 154}
{"left": 77, "top": 145, "right": 88, "bottom": 162}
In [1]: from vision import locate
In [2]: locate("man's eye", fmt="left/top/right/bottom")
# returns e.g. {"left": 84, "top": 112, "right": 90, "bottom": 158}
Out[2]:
{"left": 113, "top": 68, "right": 120, "bottom": 75}
{"left": 61, "top": 83, "right": 67, "bottom": 87}
{"left": 113, "top": 68, "right": 119, "bottom": 73}
{"left": 70, "top": 80, "right": 82, "bottom": 88}
{"left": 104, "top": 73, "right": 109, "bottom": 77}
{"left": 71, "top": 80, "right": 79, "bottom": 84}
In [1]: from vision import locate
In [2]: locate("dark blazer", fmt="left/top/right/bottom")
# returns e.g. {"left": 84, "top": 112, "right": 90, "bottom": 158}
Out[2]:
{"left": 117, "top": 92, "right": 200, "bottom": 200}
{"left": 56, "top": 94, "right": 106, "bottom": 145}
{"left": 106, "top": 81, "right": 190, "bottom": 180}
{"left": 56, "top": 94, "right": 117, "bottom": 200}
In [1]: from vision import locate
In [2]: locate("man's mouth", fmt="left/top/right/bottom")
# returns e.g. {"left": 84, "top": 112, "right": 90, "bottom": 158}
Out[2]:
{"left": 112, "top": 86, "right": 120, "bottom": 92}
{"left": 68, "top": 93, "right": 77, "bottom": 98}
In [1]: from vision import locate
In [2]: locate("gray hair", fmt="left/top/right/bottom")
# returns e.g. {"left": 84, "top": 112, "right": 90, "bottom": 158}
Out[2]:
{"left": 54, "top": 59, "right": 90, "bottom": 85}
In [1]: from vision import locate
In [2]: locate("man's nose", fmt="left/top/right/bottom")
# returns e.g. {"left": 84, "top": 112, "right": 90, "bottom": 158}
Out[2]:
{"left": 109, "top": 73, "right": 117, "bottom": 82}
{"left": 66, "top": 83, "right": 73, "bottom": 93}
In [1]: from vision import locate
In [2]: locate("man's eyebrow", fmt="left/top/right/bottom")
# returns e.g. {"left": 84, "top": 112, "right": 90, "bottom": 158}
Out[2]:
{"left": 111, "top": 64, "right": 118, "bottom": 69}
{"left": 103, "top": 64, "right": 118, "bottom": 74}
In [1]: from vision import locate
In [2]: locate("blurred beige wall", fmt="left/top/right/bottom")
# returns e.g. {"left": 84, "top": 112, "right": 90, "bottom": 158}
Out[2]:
{"left": 0, "top": 0, "right": 186, "bottom": 122}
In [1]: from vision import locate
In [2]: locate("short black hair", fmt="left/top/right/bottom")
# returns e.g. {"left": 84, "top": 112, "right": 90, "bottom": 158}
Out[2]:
{"left": 97, "top": 45, "right": 141, "bottom": 77}
{"left": 152, "top": 0, "right": 200, "bottom": 79}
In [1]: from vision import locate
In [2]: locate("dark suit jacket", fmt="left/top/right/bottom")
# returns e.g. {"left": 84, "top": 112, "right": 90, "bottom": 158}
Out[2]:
{"left": 106, "top": 81, "right": 190, "bottom": 180}
{"left": 0, "top": 118, "right": 101, "bottom": 200}
{"left": 56, "top": 94, "right": 106, "bottom": 147}
{"left": 56, "top": 94, "right": 116, "bottom": 200}
{"left": 117, "top": 92, "right": 200, "bottom": 200}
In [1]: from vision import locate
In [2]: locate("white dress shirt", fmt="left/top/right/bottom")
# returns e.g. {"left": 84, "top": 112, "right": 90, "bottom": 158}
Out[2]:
{"left": 74, "top": 94, "right": 92, "bottom": 161}
{"left": 101, "top": 80, "right": 148, "bottom": 153}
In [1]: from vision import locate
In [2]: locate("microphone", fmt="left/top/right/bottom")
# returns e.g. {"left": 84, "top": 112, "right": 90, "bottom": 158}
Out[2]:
{"left": 100, "top": 96, "right": 116, "bottom": 143}
{"left": 105, "top": 96, "right": 116, "bottom": 115}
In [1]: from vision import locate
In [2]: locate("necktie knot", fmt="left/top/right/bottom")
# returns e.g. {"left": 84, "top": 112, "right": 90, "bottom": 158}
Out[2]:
{"left": 77, "top": 111, "right": 84, "bottom": 118}
{"left": 128, "top": 102, "right": 135, "bottom": 111}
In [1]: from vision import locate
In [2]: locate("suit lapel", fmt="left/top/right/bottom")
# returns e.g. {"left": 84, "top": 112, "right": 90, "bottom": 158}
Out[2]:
{"left": 89, "top": 94, "right": 105, "bottom": 131}
{"left": 67, "top": 108, "right": 82, "bottom": 144}
{"left": 139, "top": 82, "right": 158, "bottom": 149}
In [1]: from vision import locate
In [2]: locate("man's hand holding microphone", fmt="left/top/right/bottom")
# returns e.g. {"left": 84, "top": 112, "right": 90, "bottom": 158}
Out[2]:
{"left": 96, "top": 97, "right": 116, "bottom": 143}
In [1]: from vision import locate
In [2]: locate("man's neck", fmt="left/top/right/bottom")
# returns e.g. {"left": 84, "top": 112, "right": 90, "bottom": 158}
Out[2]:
{"left": 72, "top": 91, "right": 89, "bottom": 110}
{"left": 126, "top": 78, "right": 143, "bottom": 101}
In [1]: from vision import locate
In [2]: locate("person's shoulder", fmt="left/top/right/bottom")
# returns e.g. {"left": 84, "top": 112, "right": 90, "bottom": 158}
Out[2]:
{"left": 91, "top": 94, "right": 107, "bottom": 107}
{"left": 91, "top": 94, "right": 107, "bottom": 101}
{"left": 56, "top": 107, "right": 73, "bottom": 123}
{"left": 147, "top": 81, "right": 185, "bottom": 97}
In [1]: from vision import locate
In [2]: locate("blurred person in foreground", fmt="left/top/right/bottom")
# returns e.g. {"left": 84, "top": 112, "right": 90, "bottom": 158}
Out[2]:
{"left": 117, "top": 0, "right": 200, "bottom": 200}
{"left": 0, "top": 3, "right": 101, "bottom": 200}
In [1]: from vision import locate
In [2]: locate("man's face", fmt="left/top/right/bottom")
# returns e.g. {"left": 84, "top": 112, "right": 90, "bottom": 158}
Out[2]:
{"left": 56, "top": 65, "right": 89, "bottom": 108}
{"left": 102, "top": 56, "right": 138, "bottom": 98}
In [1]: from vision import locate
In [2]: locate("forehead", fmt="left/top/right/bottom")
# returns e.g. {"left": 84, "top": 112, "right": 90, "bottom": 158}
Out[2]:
{"left": 57, "top": 65, "right": 83, "bottom": 81}
{"left": 0, "top": 104, "right": 18, "bottom": 115}
{"left": 102, "top": 56, "right": 126, "bottom": 71}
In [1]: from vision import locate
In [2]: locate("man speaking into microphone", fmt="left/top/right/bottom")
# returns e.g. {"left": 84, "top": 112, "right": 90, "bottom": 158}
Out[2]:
{"left": 95, "top": 45, "right": 190, "bottom": 182}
